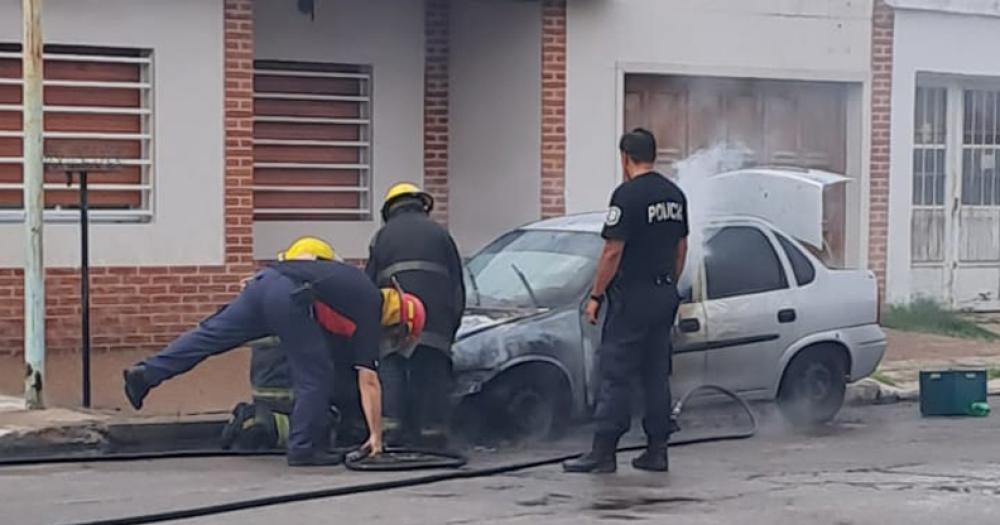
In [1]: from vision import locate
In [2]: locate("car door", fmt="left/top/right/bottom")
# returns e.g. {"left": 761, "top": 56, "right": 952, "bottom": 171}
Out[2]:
{"left": 671, "top": 268, "right": 709, "bottom": 397}
{"left": 700, "top": 223, "right": 800, "bottom": 395}
{"left": 580, "top": 262, "right": 708, "bottom": 407}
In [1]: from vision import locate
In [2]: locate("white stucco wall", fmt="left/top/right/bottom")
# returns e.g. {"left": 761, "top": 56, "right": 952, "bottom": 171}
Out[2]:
{"left": 0, "top": 0, "right": 225, "bottom": 267}
{"left": 886, "top": 8, "right": 1000, "bottom": 304}
{"left": 449, "top": 0, "right": 541, "bottom": 255}
{"left": 253, "top": 0, "right": 424, "bottom": 260}
{"left": 566, "top": 0, "right": 873, "bottom": 266}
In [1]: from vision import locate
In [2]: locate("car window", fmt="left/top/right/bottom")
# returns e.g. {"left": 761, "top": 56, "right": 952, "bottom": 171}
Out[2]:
{"left": 466, "top": 230, "right": 602, "bottom": 309}
{"left": 704, "top": 226, "right": 788, "bottom": 300}
{"left": 774, "top": 231, "right": 816, "bottom": 286}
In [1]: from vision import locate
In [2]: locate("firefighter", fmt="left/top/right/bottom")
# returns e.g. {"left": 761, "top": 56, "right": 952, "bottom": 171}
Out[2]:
{"left": 563, "top": 129, "right": 688, "bottom": 474}
{"left": 366, "top": 182, "right": 466, "bottom": 449}
{"left": 219, "top": 335, "right": 368, "bottom": 451}
{"left": 122, "top": 237, "right": 426, "bottom": 467}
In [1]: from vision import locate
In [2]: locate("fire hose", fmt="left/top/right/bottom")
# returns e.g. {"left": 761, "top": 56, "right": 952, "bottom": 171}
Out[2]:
{"left": 0, "top": 384, "right": 757, "bottom": 525}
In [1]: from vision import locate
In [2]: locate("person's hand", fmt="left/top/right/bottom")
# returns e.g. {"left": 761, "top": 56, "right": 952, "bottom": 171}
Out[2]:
{"left": 585, "top": 298, "right": 601, "bottom": 325}
{"left": 362, "top": 434, "right": 383, "bottom": 456}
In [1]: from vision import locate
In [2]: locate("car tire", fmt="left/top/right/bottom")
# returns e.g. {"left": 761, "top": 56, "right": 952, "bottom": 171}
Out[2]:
{"left": 484, "top": 366, "right": 571, "bottom": 443}
{"left": 777, "top": 346, "right": 847, "bottom": 427}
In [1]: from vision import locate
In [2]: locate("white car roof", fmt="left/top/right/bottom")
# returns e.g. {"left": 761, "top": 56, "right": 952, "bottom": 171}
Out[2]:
{"left": 521, "top": 211, "right": 773, "bottom": 234}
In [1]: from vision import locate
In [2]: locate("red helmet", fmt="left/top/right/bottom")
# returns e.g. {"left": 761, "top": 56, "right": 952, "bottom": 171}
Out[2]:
{"left": 399, "top": 292, "right": 426, "bottom": 343}
{"left": 380, "top": 285, "right": 426, "bottom": 345}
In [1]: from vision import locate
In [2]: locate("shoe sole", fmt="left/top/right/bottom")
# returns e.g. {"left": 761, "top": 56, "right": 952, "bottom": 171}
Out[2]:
{"left": 631, "top": 460, "right": 669, "bottom": 472}
{"left": 632, "top": 464, "right": 669, "bottom": 472}
{"left": 562, "top": 464, "right": 617, "bottom": 474}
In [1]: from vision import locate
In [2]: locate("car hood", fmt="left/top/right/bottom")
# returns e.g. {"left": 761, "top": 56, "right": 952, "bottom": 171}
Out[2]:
{"left": 456, "top": 306, "right": 544, "bottom": 341}
{"left": 705, "top": 169, "right": 849, "bottom": 249}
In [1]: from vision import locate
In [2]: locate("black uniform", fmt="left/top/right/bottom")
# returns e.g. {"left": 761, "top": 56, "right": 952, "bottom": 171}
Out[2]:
{"left": 594, "top": 171, "right": 688, "bottom": 443}
{"left": 365, "top": 203, "right": 465, "bottom": 445}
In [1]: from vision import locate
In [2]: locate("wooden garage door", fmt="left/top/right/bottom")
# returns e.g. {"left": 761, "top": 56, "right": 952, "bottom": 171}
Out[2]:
{"left": 624, "top": 75, "right": 848, "bottom": 265}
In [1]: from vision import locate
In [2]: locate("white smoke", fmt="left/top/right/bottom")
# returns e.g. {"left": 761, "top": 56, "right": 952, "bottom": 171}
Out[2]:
{"left": 670, "top": 143, "right": 753, "bottom": 293}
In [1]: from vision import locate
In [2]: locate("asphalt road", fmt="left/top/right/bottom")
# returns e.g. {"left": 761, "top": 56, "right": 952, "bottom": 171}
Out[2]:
{"left": 2, "top": 401, "right": 999, "bottom": 525}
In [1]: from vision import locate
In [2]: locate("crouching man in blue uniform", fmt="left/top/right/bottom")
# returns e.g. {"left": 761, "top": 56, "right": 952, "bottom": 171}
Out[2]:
{"left": 122, "top": 237, "right": 425, "bottom": 467}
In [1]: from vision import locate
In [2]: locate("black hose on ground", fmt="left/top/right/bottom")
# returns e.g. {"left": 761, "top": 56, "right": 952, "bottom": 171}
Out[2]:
{"left": 0, "top": 449, "right": 287, "bottom": 467}
{"left": 7, "top": 384, "right": 756, "bottom": 525}
{"left": 345, "top": 446, "right": 468, "bottom": 471}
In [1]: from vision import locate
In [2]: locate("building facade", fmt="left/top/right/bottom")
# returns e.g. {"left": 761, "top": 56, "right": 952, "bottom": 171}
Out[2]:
{"left": 0, "top": 0, "right": 991, "bottom": 409}
{"left": 885, "top": 0, "right": 1000, "bottom": 310}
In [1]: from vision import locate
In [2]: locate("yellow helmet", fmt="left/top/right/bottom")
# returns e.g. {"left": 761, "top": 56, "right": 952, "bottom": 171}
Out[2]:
{"left": 278, "top": 236, "right": 337, "bottom": 261}
{"left": 382, "top": 182, "right": 433, "bottom": 221}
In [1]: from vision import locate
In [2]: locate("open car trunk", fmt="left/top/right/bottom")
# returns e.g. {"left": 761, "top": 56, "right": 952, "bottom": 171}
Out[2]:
{"left": 704, "top": 168, "right": 849, "bottom": 264}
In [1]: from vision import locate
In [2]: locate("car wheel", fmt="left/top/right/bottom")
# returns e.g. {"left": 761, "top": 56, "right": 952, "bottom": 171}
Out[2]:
{"left": 484, "top": 366, "right": 571, "bottom": 443}
{"left": 777, "top": 346, "right": 847, "bottom": 427}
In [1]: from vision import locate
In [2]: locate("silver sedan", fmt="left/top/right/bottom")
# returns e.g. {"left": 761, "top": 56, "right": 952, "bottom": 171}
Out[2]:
{"left": 452, "top": 170, "right": 886, "bottom": 439}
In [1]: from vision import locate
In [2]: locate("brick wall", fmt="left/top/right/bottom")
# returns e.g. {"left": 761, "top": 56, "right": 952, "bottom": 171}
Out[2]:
{"left": 0, "top": 0, "right": 255, "bottom": 358}
{"left": 541, "top": 0, "right": 567, "bottom": 219}
{"left": 424, "top": 0, "right": 450, "bottom": 225}
{"left": 869, "top": 0, "right": 893, "bottom": 296}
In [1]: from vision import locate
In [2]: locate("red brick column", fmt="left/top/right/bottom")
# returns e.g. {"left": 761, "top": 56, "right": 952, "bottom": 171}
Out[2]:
{"left": 223, "top": 0, "right": 256, "bottom": 270}
{"left": 541, "top": 0, "right": 567, "bottom": 219}
{"left": 868, "top": 0, "right": 894, "bottom": 296}
{"left": 424, "top": 0, "right": 451, "bottom": 225}
{"left": 0, "top": 1, "right": 255, "bottom": 358}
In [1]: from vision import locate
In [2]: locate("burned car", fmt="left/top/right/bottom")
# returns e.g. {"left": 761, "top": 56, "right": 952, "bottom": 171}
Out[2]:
{"left": 452, "top": 169, "right": 887, "bottom": 438}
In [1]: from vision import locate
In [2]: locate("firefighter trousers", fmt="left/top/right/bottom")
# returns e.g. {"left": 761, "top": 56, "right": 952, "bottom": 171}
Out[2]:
{"left": 141, "top": 268, "right": 340, "bottom": 455}
{"left": 380, "top": 345, "right": 453, "bottom": 445}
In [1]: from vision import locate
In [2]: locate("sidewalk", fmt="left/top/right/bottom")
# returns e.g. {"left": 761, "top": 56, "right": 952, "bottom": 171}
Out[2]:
{"left": 846, "top": 329, "right": 1000, "bottom": 405}
{"left": 0, "top": 394, "right": 229, "bottom": 456}
{"left": 0, "top": 394, "right": 108, "bottom": 454}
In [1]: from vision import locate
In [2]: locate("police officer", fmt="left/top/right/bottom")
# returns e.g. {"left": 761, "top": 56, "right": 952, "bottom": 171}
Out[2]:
{"left": 563, "top": 128, "right": 688, "bottom": 474}
{"left": 123, "top": 237, "right": 425, "bottom": 467}
{"left": 366, "top": 183, "right": 465, "bottom": 449}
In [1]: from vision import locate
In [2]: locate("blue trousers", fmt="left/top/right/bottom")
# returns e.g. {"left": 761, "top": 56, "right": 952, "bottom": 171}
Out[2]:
{"left": 142, "top": 267, "right": 341, "bottom": 454}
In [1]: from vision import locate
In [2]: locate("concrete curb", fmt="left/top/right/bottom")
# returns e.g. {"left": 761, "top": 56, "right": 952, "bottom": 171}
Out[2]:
{"left": 0, "top": 422, "right": 109, "bottom": 457}
{"left": 0, "top": 416, "right": 229, "bottom": 458}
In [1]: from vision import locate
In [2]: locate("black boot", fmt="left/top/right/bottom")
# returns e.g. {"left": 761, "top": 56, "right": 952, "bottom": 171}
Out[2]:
{"left": 286, "top": 448, "right": 344, "bottom": 467}
{"left": 563, "top": 434, "right": 618, "bottom": 474}
{"left": 631, "top": 441, "right": 669, "bottom": 472}
{"left": 122, "top": 365, "right": 153, "bottom": 410}
{"left": 419, "top": 426, "right": 449, "bottom": 451}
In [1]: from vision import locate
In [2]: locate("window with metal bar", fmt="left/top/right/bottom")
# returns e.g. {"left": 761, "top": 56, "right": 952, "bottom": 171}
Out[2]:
{"left": 253, "top": 60, "right": 372, "bottom": 221}
{"left": 912, "top": 86, "right": 947, "bottom": 207}
{"left": 0, "top": 44, "right": 153, "bottom": 222}
{"left": 911, "top": 85, "right": 947, "bottom": 264}
{"left": 961, "top": 88, "right": 1000, "bottom": 206}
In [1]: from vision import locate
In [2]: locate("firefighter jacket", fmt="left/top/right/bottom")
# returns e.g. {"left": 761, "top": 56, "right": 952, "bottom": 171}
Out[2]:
{"left": 366, "top": 206, "right": 465, "bottom": 356}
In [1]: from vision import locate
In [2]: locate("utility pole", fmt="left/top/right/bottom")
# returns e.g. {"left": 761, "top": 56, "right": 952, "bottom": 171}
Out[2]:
{"left": 22, "top": 0, "right": 45, "bottom": 409}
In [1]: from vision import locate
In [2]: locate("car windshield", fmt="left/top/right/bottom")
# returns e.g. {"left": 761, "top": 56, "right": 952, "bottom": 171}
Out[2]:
{"left": 466, "top": 229, "right": 602, "bottom": 309}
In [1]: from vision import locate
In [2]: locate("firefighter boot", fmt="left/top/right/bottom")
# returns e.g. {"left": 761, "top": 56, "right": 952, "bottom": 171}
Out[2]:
{"left": 562, "top": 434, "right": 618, "bottom": 474}
{"left": 631, "top": 440, "right": 669, "bottom": 472}
{"left": 419, "top": 426, "right": 449, "bottom": 450}
{"left": 287, "top": 416, "right": 342, "bottom": 467}
{"left": 123, "top": 365, "right": 153, "bottom": 410}
{"left": 286, "top": 449, "right": 344, "bottom": 467}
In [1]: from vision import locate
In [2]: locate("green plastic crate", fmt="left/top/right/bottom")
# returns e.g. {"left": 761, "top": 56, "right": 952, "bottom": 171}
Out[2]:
{"left": 919, "top": 369, "right": 987, "bottom": 416}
